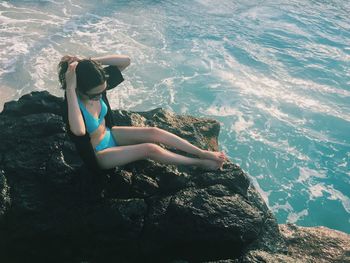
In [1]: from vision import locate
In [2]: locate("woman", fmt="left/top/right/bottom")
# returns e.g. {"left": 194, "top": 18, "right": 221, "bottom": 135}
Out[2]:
{"left": 59, "top": 54, "right": 228, "bottom": 171}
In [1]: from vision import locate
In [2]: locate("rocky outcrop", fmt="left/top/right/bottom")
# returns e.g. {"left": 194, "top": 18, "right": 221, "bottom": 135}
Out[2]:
{"left": 241, "top": 223, "right": 350, "bottom": 262}
{"left": 0, "top": 91, "right": 349, "bottom": 263}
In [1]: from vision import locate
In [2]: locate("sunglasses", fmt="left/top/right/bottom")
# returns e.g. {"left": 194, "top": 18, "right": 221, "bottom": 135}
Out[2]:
{"left": 80, "top": 87, "right": 107, "bottom": 101}
{"left": 85, "top": 91, "right": 105, "bottom": 100}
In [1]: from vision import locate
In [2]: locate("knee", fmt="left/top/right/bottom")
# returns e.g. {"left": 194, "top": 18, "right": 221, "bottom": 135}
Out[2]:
{"left": 149, "top": 127, "right": 162, "bottom": 140}
{"left": 150, "top": 127, "right": 164, "bottom": 142}
{"left": 143, "top": 143, "right": 163, "bottom": 158}
{"left": 95, "top": 152, "right": 107, "bottom": 169}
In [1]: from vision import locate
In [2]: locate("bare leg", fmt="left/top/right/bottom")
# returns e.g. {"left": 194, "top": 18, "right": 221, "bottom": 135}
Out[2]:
{"left": 96, "top": 143, "right": 223, "bottom": 170}
{"left": 111, "top": 126, "right": 228, "bottom": 162}
{"left": 147, "top": 143, "right": 223, "bottom": 170}
{"left": 154, "top": 128, "right": 228, "bottom": 161}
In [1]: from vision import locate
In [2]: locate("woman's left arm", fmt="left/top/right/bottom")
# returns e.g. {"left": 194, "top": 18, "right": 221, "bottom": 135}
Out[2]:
{"left": 91, "top": 54, "right": 131, "bottom": 71}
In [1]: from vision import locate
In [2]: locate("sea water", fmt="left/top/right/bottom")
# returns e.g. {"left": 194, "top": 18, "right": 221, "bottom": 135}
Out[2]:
{"left": 1, "top": 0, "right": 349, "bottom": 233}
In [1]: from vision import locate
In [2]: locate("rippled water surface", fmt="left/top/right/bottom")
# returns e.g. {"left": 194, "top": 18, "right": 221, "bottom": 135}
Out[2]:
{"left": 1, "top": 0, "right": 349, "bottom": 233}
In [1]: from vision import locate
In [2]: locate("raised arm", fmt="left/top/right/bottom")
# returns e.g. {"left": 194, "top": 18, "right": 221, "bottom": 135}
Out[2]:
{"left": 65, "top": 61, "right": 86, "bottom": 136}
{"left": 91, "top": 54, "right": 131, "bottom": 72}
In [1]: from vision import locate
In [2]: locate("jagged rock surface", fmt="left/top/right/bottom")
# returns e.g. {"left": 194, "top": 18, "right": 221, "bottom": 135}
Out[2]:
{"left": 0, "top": 91, "right": 349, "bottom": 263}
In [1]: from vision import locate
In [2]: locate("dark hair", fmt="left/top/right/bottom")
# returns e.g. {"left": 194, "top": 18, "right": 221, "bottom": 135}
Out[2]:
{"left": 58, "top": 58, "right": 108, "bottom": 92}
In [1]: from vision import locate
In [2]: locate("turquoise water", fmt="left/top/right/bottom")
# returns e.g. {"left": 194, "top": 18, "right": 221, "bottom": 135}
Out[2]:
{"left": 1, "top": 0, "right": 349, "bottom": 233}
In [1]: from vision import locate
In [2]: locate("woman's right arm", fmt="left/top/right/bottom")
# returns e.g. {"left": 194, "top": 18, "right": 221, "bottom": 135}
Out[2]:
{"left": 65, "top": 61, "right": 86, "bottom": 136}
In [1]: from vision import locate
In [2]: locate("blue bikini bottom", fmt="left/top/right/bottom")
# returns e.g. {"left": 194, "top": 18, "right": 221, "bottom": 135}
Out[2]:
{"left": 95, "top": 127, "right": 118, "bottom": 152}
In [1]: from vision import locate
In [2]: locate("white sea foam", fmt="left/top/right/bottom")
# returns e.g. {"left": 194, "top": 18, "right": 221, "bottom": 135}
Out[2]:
{"left": 0, "top": 85, "right": 16, "bottom": 112}
{"left": 254, "top": 102, "right": 307, "bottom": 126}
{"left": 232, "top": 113, "right": 254, "bottom": 134}
{"left": 30, "top": 46, "right": 62, "bottom": 91}
{"left": 240, "top": 5, "right": 282, "bottom": 21}
{"left": 248, "top": 175, "right": 272, "bottom": 207}
{"left": 309, "top": 183, "right": 350, "bottom": 213}
{"left": 297, "top": 167, "right": 327, "bottom": 183}
{"left": 287, "top": 209, "right": 309, "bottom": 223}
{"left": 270, "top": 200, "right": 309, "bottom": 223}
{"left": 212, "top": 43, "right": 350, "bottom": 123}
{"left": 271, "top": 201, "right": 294, "bottom": 213}
{"left": 326, "top": 186, "right": 350, "bottom": 213}
{"left": 193, "top": 0, "right": 237, "bottom": 15}
{"left": 247, "top": 129, "right": 311, "bottom": 161}
{"left": 204, "top": 104, "right": 241, "bottom": 117}
{"left": 309, "top": 183, "right": 324, "bottom": 198}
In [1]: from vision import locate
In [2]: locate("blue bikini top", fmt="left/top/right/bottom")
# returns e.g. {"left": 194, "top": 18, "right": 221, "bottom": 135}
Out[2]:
{"left": 77, "top": 97, "right": 108, "bottom": 134}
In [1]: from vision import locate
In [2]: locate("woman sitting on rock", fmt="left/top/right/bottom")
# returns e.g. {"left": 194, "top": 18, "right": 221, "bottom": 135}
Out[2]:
{"left": 59, "top": 55, "right": 227, "bottom": 172}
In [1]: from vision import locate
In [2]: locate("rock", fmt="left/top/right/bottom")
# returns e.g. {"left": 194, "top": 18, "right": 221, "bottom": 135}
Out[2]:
{"left": 278, "top": 223, "right": 350, "bottom": 263}
{"left": 0, "top": 91, "right": 349, "bottom": 263}
{"left": 239, "top": 223, "right": 350, "bottom": 262}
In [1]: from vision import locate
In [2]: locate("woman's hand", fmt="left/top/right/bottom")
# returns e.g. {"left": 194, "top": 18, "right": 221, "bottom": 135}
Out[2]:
{"left": 60, "top": 55, "right": 81, "bottom": 64}
{"left": 65, "top": 61, "right": 79, "bottom": 91}
{"left": 91, "top": 54, "right": 130, "bottom": 71}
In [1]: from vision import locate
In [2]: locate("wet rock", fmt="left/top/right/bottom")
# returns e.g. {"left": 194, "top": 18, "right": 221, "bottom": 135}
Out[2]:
{"left": 0, "top": 91, "right": 349, "bottom": 263}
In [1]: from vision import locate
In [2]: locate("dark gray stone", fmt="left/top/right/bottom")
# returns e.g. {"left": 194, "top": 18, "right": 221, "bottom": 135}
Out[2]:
{"left": 0, "top": 91, "right": 349, "bottom": 263}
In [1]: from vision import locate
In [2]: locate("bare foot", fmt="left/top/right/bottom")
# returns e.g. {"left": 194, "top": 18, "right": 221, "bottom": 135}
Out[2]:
{"left": 217, "top": 158, "right": 225, "bottom": 170}
{"left": 198, "top": 158, "right": 223, "bottom": 171}
{"left": 199, "top": 150, "right": 228, "bottom": 162}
